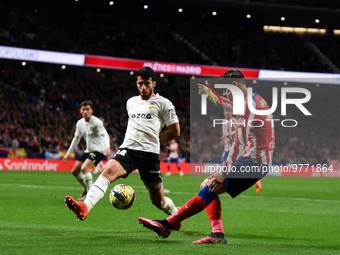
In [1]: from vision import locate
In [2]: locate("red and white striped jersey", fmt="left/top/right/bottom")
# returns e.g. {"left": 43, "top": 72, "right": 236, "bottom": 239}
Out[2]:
{"left": 199, "top": 83, "right": 275, "bottom": 166}
{"left": 222, "top": 117, "right": 237, "bottom": 152}
{"left": 227, "top": 92, "right": 275, "bottom": 167}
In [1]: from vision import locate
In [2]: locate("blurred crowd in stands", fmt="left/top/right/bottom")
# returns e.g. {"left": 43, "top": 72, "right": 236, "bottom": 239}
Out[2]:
{"left": 1, "top": 62, "right": 339, "bottom": 164}
{"left": 0, "top": 1, "right": 339, "bottom": 165}
{"left": 0, "top": 63, "right": 190, "bottom": 161}
{"left": 1, "top": 2, "right": 339, "bottom": 73}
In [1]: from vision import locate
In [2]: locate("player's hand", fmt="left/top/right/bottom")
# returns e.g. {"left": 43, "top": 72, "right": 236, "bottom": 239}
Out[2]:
{"left": 62, "top": 155, "right": 69, "bottom": 164}
{"left": 104, "top": 147, "right": 111, "bottom": 157}
{"left": 198, "top": 84, "right": 206, "bottom": 95}
{"left": 208, "top": 177, "right": 224, "bottom": 192}
{"left": 198, "top": 80, "right": 211, "bottom": 95}
{"left": 206, "top": 172, "right": 224, "bottom": 192}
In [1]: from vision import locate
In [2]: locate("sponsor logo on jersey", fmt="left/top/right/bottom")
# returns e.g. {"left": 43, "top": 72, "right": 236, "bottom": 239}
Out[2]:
{"left": 129, "top": 113, "right": 152, "bottom": 119}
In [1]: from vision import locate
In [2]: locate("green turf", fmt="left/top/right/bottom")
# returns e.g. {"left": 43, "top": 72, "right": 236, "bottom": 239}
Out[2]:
{"left": 0, "top": 171, "right": 339, "bottom": 255}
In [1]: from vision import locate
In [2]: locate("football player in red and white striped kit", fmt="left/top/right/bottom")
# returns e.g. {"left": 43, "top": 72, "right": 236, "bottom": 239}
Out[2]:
{"left": 138, "top": 69, "right": 275, "bottom": 244}
{"left": 221, "top": 89, "right": 263, "bottom": 193}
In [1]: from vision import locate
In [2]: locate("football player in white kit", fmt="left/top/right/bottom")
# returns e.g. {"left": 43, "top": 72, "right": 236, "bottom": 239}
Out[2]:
{"left": 63, "top": 100, "right": 111, "bottom": 200}
{"left": 65, "top": 67, "right": 181, "bottom": 230}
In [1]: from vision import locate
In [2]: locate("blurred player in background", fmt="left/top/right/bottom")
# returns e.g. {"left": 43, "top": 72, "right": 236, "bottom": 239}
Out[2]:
{"left": 65, "top": 67, "right": 182, "bottom": 228}
{"left": 93, "top": 117, "right": 107, "bottom": 175}
{"left": 92, "top": 160, "right": 105, "bottom": 174}
{"left": 138, "top": 69, "right": 275, "bottom": 243}
{"left": 165, "top": 139, "right": 183, "bottom": 176}
{"left": 63, "top": 100, "right": 110, "bottom": 200}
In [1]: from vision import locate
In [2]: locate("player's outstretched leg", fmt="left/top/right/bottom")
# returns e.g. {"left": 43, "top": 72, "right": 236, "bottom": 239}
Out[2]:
{"left": 192, "top": 232, "right": 227, "bottom": 244}
{"left": 65, "top": 196, "right": 88, "bottom": 221}
{"left": 138, "top": 217, "right": 172, "bottom": 238}
{"left": 172, "top": 207, "right": 182, "bottom": 231}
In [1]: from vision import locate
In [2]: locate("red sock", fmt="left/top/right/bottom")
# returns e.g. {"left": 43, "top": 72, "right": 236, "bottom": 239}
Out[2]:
{"left": 167, "top": 195, "right": 208, "bottom": 227}
{"left": 205, "top": 197, "right": 223, "bottom": 233}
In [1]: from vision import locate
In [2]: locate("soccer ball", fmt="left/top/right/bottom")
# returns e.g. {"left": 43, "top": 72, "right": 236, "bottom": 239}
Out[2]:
{"left": 109, "top": 184, "right": 136, "bottom": 209}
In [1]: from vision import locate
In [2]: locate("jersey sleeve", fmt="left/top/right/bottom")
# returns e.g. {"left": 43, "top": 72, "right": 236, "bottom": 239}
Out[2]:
{"left": 66, "top": 121, "right": 82, "bottom": 155}
{"left": 96, "top": 119, "right": 110, "bottom": 148}
{"left": 161, "top": 98, "right": 179, "bottom": 126}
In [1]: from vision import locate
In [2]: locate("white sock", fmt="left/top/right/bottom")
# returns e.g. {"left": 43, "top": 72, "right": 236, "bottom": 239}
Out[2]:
{"left": 84, "top": 175, "right": 110, "bottom": 212}
{"left": 75, "top": 172, "right": 86, "bottom": 189}
{"left": 83, "top": 172, "right": 93, "bottom": 192}
{"left": 162, "top": 197, "right": 178, "bottom": 215}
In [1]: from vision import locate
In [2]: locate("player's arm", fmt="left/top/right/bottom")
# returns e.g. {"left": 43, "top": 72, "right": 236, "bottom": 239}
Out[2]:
{"left": 63, "top": 123, "right": 82, "bottom": 164}
{"left": 160, "top": 99, "right": 180, "bottom": 145}
{"left": 160, "top": 122, "right": 180, "bottom": 145}
{"left": 198, "top": 83, "right": 233, "bottom": 111}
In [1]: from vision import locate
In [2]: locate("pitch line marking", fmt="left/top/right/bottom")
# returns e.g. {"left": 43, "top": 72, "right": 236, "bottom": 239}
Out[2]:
{"left": 1, "top": 183, "right": 339, "bottom": 203}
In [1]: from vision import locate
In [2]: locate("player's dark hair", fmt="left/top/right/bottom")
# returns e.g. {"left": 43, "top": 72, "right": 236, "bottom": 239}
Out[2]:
{"left": 80, "top": 100, "right": 93, "bottom": 109}
{"left": 136, "top": 66, "right": 156, "bottom": 81}
{"left": 217, "top": 69, "right": 246, "bottom": 85}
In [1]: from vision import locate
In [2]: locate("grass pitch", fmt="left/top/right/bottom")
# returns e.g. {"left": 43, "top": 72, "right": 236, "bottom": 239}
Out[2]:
{"left": 0, "top": 171, "right": 339, "bottom": 254}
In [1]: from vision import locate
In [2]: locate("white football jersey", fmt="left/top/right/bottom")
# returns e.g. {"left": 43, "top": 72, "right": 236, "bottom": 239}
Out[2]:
{"left": 67, "top": 115, "right": 110, "bottom": 155}
{"left": 120, "top": 93, "right": 179, "bottom": 154}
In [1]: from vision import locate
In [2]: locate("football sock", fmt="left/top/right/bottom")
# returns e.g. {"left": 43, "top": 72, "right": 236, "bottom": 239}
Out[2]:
{"left": 84, "top": 175, "right": 110, "bottom": 212}
{"left": 206, "top": 197, "right": 224, "bottom": 233}
{"left": 83, "top": 172, "right": 93, "bottom": 192}
{"left": 162, "top": 197, "right": 178, "bottom": 215}
{"left": 167, "top": 185, "right": 217, "bottom": 227}
{"left": 75, "top": 172, "right": 86, "bottom": 189}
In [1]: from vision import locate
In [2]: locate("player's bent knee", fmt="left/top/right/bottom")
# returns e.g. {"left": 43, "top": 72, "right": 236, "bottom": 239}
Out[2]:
{"left": 102, "top": 160, "right": 127, "bottom": 181}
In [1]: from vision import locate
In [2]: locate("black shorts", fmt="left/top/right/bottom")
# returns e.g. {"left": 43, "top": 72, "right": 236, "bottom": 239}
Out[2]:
{"left": 77, "top": 151, "right": 106, "bottom": 166}
{"left": 223, "top": 156, "right": 268, "bottom": 198}
{"left": 111, "top": 148, "right": 162, "bottom": 183}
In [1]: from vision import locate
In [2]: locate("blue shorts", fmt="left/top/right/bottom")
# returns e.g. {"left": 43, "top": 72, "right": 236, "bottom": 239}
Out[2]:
{"left": 223, "top": 156, "right": 268, "bottom": 198}
{"left": 168, "top": 158, "right": 178, "bottom": 163}
{"left": 221, "top": 151, "right": 229, "bottom": 163}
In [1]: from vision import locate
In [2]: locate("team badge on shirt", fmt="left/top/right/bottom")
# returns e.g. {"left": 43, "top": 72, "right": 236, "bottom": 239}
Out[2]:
{"left": 148, "top": 103, "right": 155, "bottom": 110}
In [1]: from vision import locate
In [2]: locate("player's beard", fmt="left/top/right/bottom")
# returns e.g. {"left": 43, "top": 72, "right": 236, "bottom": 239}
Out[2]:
{"left": 140, "top": 90, "right": 152, "bottom": 100}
